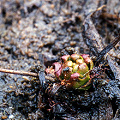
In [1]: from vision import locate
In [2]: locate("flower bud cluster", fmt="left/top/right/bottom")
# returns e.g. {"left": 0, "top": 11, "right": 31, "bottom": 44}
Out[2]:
{"left": 46, "top": 54, "right": 93, "bottom": 90}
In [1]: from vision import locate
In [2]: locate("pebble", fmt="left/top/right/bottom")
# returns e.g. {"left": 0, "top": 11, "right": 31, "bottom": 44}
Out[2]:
{"left": 1, "top": 115, "right": 7, "bottom": 119}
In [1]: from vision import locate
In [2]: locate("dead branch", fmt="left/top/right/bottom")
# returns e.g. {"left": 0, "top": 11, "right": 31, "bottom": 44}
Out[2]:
{"left": 0, "top": 68, "right": 55, "bottom": 81}
{"left": 0, "top": 68, "right": 38, "bottom": 77}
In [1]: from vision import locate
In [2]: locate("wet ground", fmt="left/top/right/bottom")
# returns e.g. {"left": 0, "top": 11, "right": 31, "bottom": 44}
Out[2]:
{"left": 0, "top": 0, "right": 120, "bottom": 119}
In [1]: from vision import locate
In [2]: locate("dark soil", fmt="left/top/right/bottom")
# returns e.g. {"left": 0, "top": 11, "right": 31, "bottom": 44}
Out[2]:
{"left": 0, "top": 0, "right": 120, "bottom": 119}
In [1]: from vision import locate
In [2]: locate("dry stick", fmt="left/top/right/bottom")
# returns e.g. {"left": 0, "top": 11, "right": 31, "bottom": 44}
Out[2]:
{"left": 0, "top": 68, "right": 55, "bottom": 81}
{"left": 101, "top": 12, "right": 120, "bottom": 21}
{"left": 0, "top": 68, "right": 38, "bottom": 77}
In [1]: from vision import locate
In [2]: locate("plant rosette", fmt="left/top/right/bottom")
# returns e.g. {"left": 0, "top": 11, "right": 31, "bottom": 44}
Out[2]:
{"left": 45, "top": 54, "right": 94, "bottom": 90}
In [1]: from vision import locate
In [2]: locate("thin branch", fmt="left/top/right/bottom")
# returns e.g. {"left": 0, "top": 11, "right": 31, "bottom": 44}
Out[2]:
{"left": 0, "top": 68, "right": 55, "bottom": 81}
{"left": 0, "top": 68, "right": 38, "bottom": 77}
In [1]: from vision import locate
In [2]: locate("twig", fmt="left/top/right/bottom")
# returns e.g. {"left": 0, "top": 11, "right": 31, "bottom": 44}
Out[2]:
{"left": 0, "top": 68, "right": 38, "bottom": 77}
{"left": 101, "top": 12, "right": 120, "bottom": 21}
{"left": 0, "top": 68, "right": 55, "bottom": 81}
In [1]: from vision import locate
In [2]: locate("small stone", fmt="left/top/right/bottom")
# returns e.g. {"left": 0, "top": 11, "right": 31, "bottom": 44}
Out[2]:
{"left": 50, "top": 4, "right": 55, "bottom": 9}
{"left": 47, "top": 29, "right": 52, "bottom": 34}
{"left": 9, "top": 115, "right": 14, "bottom": 119}
{"left": 70, "top": 41, "right": 76, "bottom": 46}
{"left": 1, "top": 115, "right": 7, "bottom": 119}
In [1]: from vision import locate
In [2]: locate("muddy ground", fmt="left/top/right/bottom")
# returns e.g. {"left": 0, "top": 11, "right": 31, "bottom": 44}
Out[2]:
{"left": 0, "top": 0, "right": 120, "bottom": 120}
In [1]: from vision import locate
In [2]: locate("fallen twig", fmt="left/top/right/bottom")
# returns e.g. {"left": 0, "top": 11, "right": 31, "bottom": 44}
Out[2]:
{"left": 0, "top": 68, "right": 55, "bottom": 81}
{"left": 0, "top": 68, "right": 38, "bottom": 77}
{"left": 101, "top": 12, "right": 120, "bottom": 21}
